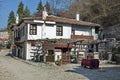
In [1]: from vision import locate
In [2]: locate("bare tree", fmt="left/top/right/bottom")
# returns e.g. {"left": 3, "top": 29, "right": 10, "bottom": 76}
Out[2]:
{"left": 48, "top": 0, "right": 73, "bottom": 15}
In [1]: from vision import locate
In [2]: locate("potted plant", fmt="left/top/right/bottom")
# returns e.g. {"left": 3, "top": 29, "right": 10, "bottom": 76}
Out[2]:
{"left": 55, "top": 59, "right": 62, "bottom": 66}
{"left": 57, "top": 59, "right": 62, "bottom": 66}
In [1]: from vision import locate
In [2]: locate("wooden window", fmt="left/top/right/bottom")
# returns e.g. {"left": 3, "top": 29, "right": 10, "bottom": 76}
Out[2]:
{"left": 30, "top": 24, "right": 37, "bottom": 35}
{"left": 56, "top": 26, "right": 63, "bottom": 36}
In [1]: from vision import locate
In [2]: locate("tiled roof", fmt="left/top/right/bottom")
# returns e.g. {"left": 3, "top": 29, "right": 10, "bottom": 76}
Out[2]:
{"left": 0, "top": 38, "right": 8, "bottom": 40}
{"left": 23, "top": 15, "right": 100, "bottom": 27}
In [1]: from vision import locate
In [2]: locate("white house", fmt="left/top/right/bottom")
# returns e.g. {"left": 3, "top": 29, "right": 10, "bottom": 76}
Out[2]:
{"left": 0, "top": 30, "right": 9, "bottom": 45}
{"left": 11, "top": 11, "right": 101, "bottom": 63}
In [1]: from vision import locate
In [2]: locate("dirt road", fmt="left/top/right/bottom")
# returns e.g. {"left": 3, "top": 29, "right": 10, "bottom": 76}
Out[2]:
{"left": 1, "top": 49, "right": 120, "bottom": 80}
{"left": 0, "top": 49, "right": 88, "bottom": 80}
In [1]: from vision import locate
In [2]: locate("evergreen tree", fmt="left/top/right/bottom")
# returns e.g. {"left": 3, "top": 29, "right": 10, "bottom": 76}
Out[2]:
{"left": 23, "top": 6, "right": 30, "bottom": 17}
{"left": 7, "top": 10, "right": 15, "bottom": 28}
{"left": 17, "top": 1, "right": 24, "bottom": 22}
{"left": 45, "top": 1, "right": 51, "bottom": 14}
{"left": 36, "top": 0, "right": 43, "bottom": 16}
{"left": 7, "top": 10, "right": 15, "bottom": 46}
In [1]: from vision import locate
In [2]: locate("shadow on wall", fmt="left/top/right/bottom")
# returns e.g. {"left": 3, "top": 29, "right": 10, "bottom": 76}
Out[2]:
{"left": 65, "top": 66, "right": 120, "bottom": 80}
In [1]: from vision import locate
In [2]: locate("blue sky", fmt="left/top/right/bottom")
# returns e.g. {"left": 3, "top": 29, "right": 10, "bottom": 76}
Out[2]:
{"left": 0, "top": 0, "right": 46, "bottom": 29}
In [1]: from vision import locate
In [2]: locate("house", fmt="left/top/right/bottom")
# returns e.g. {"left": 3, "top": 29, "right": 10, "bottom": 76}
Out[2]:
{"left": 11, "top": 11, "right": 101, "bottom": 64}
{"left": 0, "top": 30, "right": 9, "bottom": 45}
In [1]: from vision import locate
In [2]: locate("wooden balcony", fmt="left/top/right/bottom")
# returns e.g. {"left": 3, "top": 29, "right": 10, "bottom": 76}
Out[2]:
{"left": 71, "top": 35, "right": 94, "bottom": 40}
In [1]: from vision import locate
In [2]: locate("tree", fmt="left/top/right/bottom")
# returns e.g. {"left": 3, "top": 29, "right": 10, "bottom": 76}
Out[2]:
{"left": 23, "top": 6, "right": 30, "bottom": 17}
{"left": 17, "top": 2, "right": 31, "bottom": 21}
{"left": 36, "top": 0, "right": 43, "bottom": 16}
{"left": 61, "top": 0, "right": 120, "bottom": 25}
{"left": 48, "top": 0, "right": 73, "bottom": 15}
{"left": 7, "top": 10, "right": 15, "bottom": 45}
{"left": 60, "top": 0, "right": 120, "bottom": 39}
{"left": 33, "top": 0, "right": 71, "bottom": 16}
{"left": 45, "top": 1, "right": 51, "bottom": 14}
{"left": 7, "top": 10, "right": 15, "bottom": 28}
{"left": 17, "top": 1, "right": 24, "bottom": 22}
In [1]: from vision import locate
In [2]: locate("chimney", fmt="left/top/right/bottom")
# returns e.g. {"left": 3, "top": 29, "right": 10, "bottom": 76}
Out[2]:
{"left": 42, "top": 7, "right": 48, "bottom": 20}
{"left": 16, "top": 13, "right": 19, "bottom": 24}
{"left": 76, "top": 13, "right": 80, "bottom": 21}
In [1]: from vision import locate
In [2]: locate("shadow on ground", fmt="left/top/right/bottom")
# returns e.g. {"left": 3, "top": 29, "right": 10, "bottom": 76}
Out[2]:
{"left": 6, "top": 53, "right": 14, "bottom": 58}
{"left": 65, "top": 66, "right": 120, "bottom": 80}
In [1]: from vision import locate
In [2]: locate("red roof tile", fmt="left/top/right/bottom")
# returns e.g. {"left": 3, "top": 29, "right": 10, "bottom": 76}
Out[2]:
{"left": 0, "top": 38, "right": 8, "bottom": 40}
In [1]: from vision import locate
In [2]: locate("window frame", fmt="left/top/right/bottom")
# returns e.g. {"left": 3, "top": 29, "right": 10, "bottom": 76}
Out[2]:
{"left": 56, "top": 25, "right": 63, "bottom": 36}
{"left": 29, "top": 24, "right": 37, "bottom": 35}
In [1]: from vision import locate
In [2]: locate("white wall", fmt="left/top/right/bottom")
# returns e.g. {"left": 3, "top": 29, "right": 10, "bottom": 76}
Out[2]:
{"left": 62, "top": 25, "right": 71, "bottom": 39}
{"left": 45, "top": 24, "right": 71, "bottom": 39}
{"left": 27, "top": 24, "right": 42, "bottom": 40}
{"left": 92, "top": 28, "right": 98, "bottom": 40}
{"left": 55, "top": 52, "right": 62, "bottom": 61}
{"left": 73, "top": 26, "right": 90, "bottom": 36}
{"left": 26, "top": 42, "right": 34, "bottom": 60}
{"left": 55, "top": 24, "right": 71, "bottom": 39}
{"left": 26, "top": 22, "right": 97, "bottom": 40}
{"left": 46, "top": 25, "right": 56, "bottom": 39}
{"left": 0, "top": 31, "right": 9, "bottom": 39}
